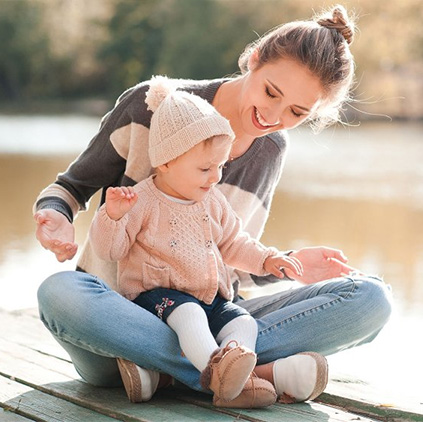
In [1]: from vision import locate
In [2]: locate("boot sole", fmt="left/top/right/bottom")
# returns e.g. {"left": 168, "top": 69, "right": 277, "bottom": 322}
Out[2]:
{"left": 117, "top": 358, "right": 143, "bottom": 403}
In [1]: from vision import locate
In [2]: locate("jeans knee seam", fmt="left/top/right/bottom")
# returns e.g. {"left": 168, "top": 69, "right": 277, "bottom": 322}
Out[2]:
{"left": 257, "top": 281, "right": 358, "bottom": 336}
{"left": 342, "top": 277, "right": 358, "bottom": 300}
{"left": 246, "top": 293, "right": 292, "bottom": 314}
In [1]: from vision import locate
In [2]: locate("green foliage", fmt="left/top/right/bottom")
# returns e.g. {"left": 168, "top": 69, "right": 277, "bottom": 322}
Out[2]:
{"left": 0, "top": 0, "right": 422, "bottom": 114}
{"left": 97, "top": 0, "right": 264, "bottom": 97}
{"left": 155, "top": 0, "right": 249, "bottom": 79}
{"left": 0, "top": 0, "right": 319, "bottom": 102}
{"left": 0, "top": 0, "right": 50, "bottom": 100}
{"left": 98, "top": 0, "right": 164, "bottom": 96}
{"left": 0, "top": 0, "right": 78, "bottom": 102}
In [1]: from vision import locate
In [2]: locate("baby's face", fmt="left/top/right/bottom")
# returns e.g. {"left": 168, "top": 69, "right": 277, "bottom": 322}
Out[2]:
{"left": 156, "top": 137, "right": 231, "bottom": 202}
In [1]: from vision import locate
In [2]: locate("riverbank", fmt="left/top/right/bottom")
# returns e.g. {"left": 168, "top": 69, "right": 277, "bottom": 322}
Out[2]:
{"left": 0, "top": 98, "right": 112, "bottom": 117}
{"left": 1, "top": 98, "right": 423, "bottom": 123}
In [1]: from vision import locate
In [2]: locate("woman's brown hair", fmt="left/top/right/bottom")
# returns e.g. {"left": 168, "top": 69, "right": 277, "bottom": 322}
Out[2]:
{"left": 238, "top": 5, "right": 356, "bottom": 132}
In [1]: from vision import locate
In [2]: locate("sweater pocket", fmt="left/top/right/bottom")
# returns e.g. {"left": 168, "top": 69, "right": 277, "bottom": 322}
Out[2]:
{"left": 142, "top": 263, "right": 171, "bottom": 291}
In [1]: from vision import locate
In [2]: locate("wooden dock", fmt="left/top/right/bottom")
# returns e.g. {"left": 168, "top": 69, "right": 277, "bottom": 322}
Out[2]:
{"left": 1, "top": 308, "right": 421, "bottom": 422}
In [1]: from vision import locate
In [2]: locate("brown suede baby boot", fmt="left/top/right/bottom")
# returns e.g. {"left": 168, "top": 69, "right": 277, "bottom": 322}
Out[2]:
{"left": 213, "top": 374, "right": 277, "bottom": 408}
{"left": 200, "top": 341, "right": 256, "bottom": 402}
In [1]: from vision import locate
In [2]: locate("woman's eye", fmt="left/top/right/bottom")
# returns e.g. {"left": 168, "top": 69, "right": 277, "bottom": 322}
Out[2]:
{"left": 291, "top": 108, "right": 303, "bottom": 118}
{"left": 265, "top": 87, "right": 276, "bottom": 98}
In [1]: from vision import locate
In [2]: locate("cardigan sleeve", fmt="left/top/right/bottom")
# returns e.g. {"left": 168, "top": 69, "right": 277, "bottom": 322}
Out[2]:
{"left": 33, "top": 83, "right": 152, "bottom": 222}
{"left": 89, "top": 192, "right": 147, "bottom": 262}
{"left": 214, "top": 191, "right": 277, "bottom": 276}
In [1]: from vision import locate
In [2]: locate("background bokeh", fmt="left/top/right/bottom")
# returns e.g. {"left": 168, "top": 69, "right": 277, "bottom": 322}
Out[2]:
{"left": 1, "top": 0, "right": 422, "bottom": 119}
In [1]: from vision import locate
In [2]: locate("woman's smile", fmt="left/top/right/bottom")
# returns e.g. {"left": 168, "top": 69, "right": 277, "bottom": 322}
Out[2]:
{"left": 252, "top": 107, "right": 280, "bottom": 130}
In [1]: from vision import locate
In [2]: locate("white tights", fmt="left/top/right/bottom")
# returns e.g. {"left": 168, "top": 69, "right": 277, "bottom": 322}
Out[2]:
{"left": 167, "top": 302, "right": 257, "bottom": 372}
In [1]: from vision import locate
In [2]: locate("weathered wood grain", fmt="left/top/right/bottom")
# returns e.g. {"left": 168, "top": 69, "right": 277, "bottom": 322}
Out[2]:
{"left": 1, "top": 307, "right": 421, "bottom": 422}
{"left": 0, "top": 408, "right": 34, "bottom": 421}
{"left": 0, "top": 375, "right": 119, "bottom": 422}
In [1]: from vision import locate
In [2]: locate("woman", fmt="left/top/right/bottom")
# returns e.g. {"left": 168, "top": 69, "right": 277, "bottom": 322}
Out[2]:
{"left": 34, "top": 5, "right": 392, "bottom": 405}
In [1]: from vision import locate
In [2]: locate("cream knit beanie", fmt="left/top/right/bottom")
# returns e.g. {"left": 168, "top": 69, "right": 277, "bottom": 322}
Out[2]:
{"left": 145, "top": 76, "right": 235, "bottom": 167}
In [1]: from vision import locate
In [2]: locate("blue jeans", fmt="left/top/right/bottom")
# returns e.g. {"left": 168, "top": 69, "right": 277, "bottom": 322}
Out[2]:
{"left": 37, "top": 271, "right": 392, "bottom": 392}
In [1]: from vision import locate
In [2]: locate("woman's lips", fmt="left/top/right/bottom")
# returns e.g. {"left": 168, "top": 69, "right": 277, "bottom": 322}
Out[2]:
{"left": 252, "top": 107, "right": 280, "bottom": 130}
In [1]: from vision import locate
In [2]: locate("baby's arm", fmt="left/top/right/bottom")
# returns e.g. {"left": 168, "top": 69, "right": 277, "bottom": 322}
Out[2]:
{"left": 105, "top": 186, "right": 138, "bottom": 221}
{"left": 90, "top": 186, "right": 140, "bottom": 261}
{"left": 216, "top": 192, "right": 302, "bottom": 278}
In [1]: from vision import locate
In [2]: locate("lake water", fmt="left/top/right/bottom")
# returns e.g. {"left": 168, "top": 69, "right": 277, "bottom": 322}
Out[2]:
{"left": 0, "top": 115, "right": 422, "bottom": 407}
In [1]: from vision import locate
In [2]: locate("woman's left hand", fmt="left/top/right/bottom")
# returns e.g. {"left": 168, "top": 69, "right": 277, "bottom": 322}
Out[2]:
{"left": 285, "top": 246, "right": 361, "bottom": 284}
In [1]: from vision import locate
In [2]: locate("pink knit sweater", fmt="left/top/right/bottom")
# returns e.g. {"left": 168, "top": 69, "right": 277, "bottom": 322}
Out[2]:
{"left": 90, "top": 176, "right": 277, "bottom": 303}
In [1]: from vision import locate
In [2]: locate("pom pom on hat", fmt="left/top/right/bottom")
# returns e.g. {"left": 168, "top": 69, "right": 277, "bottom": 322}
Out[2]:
{"left": 145, "top": 75, "right": 176, "bottom": 112}
{"left": 146, "top": 76, "right": 235, "bottom": 168}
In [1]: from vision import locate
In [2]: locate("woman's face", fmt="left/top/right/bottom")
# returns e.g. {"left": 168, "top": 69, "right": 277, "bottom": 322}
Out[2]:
{"left": 238, "top": 56, "right": 324, "bottom": 136}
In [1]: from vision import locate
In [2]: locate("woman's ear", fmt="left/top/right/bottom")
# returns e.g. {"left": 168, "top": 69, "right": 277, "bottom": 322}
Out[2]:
{"left": 247, "top": 48, "right": 260, "bottom": 71}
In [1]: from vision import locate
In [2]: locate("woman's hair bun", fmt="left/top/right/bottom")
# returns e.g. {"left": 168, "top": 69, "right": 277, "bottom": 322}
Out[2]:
{"left": 317, "top": 5, "right": 354, "bottom": 45}
{"left": 145, "top": 75, "right": 176, "bottom": 112}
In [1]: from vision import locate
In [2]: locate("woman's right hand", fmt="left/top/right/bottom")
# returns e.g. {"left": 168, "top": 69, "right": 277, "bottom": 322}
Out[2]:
{"left": 34, "top": 209, "right": 78, "bottom": 262}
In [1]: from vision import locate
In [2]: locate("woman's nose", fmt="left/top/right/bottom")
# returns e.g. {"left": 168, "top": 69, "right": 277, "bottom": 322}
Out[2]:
{"left": 264, "top": 104, "right": 283, "bottom": 126}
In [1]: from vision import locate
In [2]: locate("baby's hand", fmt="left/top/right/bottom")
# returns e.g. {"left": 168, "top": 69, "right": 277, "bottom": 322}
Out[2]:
{"left": 105, "top": 186, "right": 138, "bottom": 221}
{"left": 264, "top": 253, "right": 303, "bottom": 279}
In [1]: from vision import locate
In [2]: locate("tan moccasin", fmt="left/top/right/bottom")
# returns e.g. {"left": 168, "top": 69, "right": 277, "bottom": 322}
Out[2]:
{"left": 117, "top": 357, "right": 160, "bottom": 403}
{"left": 200, "top": 341, "right": 256, "bottom": 402}
{"left": 213, "top": 374, "right": 277, "bottom": 408}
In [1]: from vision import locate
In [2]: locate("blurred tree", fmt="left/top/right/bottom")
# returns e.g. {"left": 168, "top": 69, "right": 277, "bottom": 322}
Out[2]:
{"left": 156, "top": 0, "right": 251, "bottom": 79}
{"left": 0, "top": 0, "right": 421, "bottom": 118}
{"left": 98, "top": 0, "right": 166, "bottom": 97}
{"left": 0, "top": 0, "right": 52, "bottom": 101}
{"left": 98, "top": 0, "right": 274, "bottom": 96}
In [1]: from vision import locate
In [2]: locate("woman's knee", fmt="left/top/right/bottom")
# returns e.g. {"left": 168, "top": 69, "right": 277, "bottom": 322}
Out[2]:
{"left": 354, "top": 275, "right": 393, "bottom": 330}
{"left": 38, "top": 271, "right": 76, "bottom": 330}
{"left": 37, "top": 270, "right": 103, "bottom": 328}
{"left": 38, "top": 271, "right": 79, "bottom": 310}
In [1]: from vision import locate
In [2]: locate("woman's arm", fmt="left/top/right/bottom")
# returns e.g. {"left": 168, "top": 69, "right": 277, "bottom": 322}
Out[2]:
{"left": 33, "top": 83, "right": 152, "bottom": 261}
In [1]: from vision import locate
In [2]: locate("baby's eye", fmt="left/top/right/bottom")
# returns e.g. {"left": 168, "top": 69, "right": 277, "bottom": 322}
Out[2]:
{"left": 200, "top": 168, "right": 210, "bottom": 172}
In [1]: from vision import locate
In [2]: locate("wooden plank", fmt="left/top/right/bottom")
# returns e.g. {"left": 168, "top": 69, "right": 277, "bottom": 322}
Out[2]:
{"left": 0, "top": 309, "right": 68, "bottom": 361}
{"left": 317, "top": 393, "right": 423, "bottom": 422}
{"left": 0, "top": 375, "right": 118, "bottom": 422}
{"left": 0, "top": 408, "right": 34, "bottom": 422}
{"left": 171, "top": 388, "right": 377, "bottom": 422}
{"left": 0, "top": 341, "right": 247, "bottom": 421}
{"left": 0, "top": 339, "right": 78, "bottom": 384}
{"left": 0, "top": 338, "right": 375, "bottom": 422}
{"left": 326, "top": 375, "right": 423, "bottom": 418}
{"left": 3, "top": 308, "right": 421, "bottom": 421}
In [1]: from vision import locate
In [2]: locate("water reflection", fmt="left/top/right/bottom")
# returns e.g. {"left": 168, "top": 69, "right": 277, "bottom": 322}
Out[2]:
{"left": 262, "top": 194, "right": 423, "bottom": 310}
{"left": 0, "top": 154, "right": 99, "bottom": 310}
{"left": 0, "top": 120, "right": 422, "bottom": 314}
